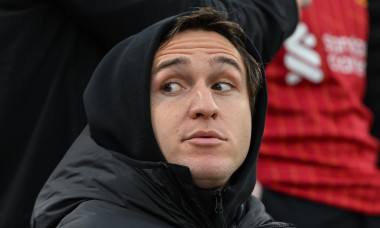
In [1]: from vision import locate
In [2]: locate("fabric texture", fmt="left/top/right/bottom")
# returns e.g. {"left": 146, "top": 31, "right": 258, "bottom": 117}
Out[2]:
{"left": 258, "top": 0, "right": 380, "bottom": 215}
{"left": 31, "top": 5, "right": 298, "bottom": 228}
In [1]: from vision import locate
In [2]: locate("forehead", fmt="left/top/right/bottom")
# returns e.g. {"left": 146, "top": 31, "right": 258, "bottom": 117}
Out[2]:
{"left": 153, "top": 29, "right": 244, "bottom": 67}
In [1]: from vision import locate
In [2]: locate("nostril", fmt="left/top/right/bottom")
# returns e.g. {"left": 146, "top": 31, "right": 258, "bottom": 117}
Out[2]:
{"left": 193, "top": 112, "right": 217, "bottom": 119}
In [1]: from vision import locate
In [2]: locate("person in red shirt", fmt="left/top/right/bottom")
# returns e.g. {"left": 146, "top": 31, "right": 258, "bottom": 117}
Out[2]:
{"left": 255, "top": 0, "right": 380, "bottom": 227}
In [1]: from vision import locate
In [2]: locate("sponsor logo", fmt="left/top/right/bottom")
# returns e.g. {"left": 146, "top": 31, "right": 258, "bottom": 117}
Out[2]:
{"left": 283, "top": 23, "right": 366, "bottom": 86}
{"left": 284, "top": 23, "right": 322, "bottom": 85}
{"left": 322, "top": 34, "right": 366, "bottom": 77}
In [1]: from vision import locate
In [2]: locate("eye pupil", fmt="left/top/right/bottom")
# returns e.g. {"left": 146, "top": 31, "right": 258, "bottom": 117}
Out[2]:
{"left": 214, "top": 84, "right": 222, "bottom": 91}
{"left": 162, "top": 84, "right": 173, "bottom": 92}
{"left": 161, "top": 82, "right": 181, "bottom": 94}
{"left": 212, "top": 82, "right": 232, "bottom": 92}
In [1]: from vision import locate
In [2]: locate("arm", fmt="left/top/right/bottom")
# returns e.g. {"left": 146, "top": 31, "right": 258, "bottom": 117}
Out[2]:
{"left": 296, "top": 0, "right": 313, "bottom": 9}
{"left": 224, "top": 0, "right": 299, "bottom": 64}
{"left": 52, "top": 0, "right": 198, "bottom": 48}
{"left": 53, "top": 0, "right": 300, "bottom": 59}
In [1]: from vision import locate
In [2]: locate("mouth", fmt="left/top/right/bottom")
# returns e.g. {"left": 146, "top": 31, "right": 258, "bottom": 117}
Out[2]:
{"left": 184, "top": 130, "right": 226, "bottom": 145}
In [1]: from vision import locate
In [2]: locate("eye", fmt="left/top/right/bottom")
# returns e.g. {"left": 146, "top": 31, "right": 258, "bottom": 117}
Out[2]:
{"left": 160, "top": 82, "right": 182, "bottom": 94}
{"left": 211, "top": 82, "right": 233, "bottom": 92}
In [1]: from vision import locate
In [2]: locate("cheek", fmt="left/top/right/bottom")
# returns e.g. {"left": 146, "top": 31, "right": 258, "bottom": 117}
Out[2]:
{"left": 238, "top": 111, "right": 252, "bottom": 149}
{"left": 228, "top": 102, "right": 252, "bottom": 158}
{"left": 151, "top": 101, "right": 182, "bottom": 156}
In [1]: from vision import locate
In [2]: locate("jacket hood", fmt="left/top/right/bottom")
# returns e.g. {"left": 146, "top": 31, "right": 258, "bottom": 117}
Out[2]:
{"left": 83, "top": 11, "right": 268, "bottom": 222}
{"left": 84, "top": 10, "right": 267, "bottom": 211}
{"left": 33, "top": 11, "right": 270, "bottom": 228}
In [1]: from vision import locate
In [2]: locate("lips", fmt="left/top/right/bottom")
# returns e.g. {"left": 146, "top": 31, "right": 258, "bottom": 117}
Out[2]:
{"left": 188, "top": 131, "right": 224, "bottom": 139}
{"left": 183, "top": 130, "right": 227, "bottom": 145}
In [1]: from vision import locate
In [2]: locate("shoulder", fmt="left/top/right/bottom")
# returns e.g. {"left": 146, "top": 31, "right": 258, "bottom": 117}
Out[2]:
{"left": 58, "top": 200, "right": 174, "bottom": 228}
{"left": 237, "top": 196, "right": 295, "bottom": 228}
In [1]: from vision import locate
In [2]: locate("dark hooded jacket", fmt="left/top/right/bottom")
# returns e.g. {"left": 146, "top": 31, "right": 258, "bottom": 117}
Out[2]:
{"left": 1, "top": 1, "right": 297, "bottom": 227}
{"left": 31, "top": 9, "right": 297, "bottom": 228}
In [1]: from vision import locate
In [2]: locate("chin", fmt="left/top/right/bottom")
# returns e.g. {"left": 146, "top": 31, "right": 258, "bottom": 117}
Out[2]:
{"left": 188, "top": 161, "right": 235, "bottom": 189}
{"left": 192, "top": 175, "right": 227, "bottom": 190}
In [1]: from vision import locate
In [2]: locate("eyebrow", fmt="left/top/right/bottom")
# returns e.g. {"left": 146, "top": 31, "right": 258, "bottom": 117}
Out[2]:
{"left": 152, "top": 57, "right": 190, "bottom": 75}
{"left": 209, "top": 56, "right": 244, "bottom": 75}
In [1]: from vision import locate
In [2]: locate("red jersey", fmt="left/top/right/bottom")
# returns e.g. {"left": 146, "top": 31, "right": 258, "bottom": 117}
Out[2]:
{"left": 258, "top": 0, "right": 380, "bottom": 214}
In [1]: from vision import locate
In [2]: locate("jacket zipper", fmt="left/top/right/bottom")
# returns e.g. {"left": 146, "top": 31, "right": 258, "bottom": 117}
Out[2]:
{"left": 215, "top": 191, "right": 227, "bottom": 228}
{"left": 163, "top": 163, "right": 221, "bottom": 228}
{"left": 162, "top": 163, "right": 213, "bottom": 228}
{"left": 162, "top": 163, "right": 187, "bottom": 208}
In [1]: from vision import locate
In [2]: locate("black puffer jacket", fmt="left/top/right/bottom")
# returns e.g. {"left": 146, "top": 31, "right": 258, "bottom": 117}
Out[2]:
{"left": 32, "top": 7, "right": 297, "bottom": 228}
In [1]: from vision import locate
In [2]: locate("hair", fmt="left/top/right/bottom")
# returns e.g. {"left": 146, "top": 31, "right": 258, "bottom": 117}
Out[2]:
{"left": 160, "top": 7, "right": 262, "bottom": 111}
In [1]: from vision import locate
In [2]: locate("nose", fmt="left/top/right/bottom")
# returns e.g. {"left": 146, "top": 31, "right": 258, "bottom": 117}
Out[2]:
{"left": 189, "top": 84, "right": 219, "bottom": 120}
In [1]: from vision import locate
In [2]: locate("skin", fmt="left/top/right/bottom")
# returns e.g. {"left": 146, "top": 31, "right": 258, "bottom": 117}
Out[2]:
{"left": 297, "top": 0, "right": 313, "bottom": 8}
{"left": 150, "top": 29, "right": 252, "bottom": 190}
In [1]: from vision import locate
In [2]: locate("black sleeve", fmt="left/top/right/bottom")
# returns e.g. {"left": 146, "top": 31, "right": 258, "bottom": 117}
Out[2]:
{"left": 225, "top": 0, "right": 299, "bottom": 65}
{"left": 365, "top": 1, "right": 380, "bottom": 167}
{"left": 51, "top": 0, "right": 298, "bottom": 57}
{"left": 52, "top": 0, "right": 199, "bottom": 48}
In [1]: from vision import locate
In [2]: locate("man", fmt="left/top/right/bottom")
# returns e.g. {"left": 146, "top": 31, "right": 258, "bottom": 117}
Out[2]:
{"left": 255, "top": 0, "right": 380, "bottom": 227}
{"left": 32, "top": 8, "right": 295, "bottom": 228}
{"left": 0, "top": 1, "right": 301, "bottom": 227}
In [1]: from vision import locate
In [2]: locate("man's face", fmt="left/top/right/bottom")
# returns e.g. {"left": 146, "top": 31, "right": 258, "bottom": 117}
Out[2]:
{"left": 150, "top": 29, "right": 252, "bottom": 189}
